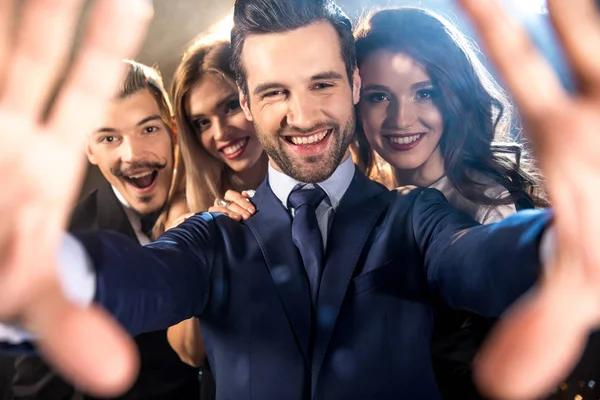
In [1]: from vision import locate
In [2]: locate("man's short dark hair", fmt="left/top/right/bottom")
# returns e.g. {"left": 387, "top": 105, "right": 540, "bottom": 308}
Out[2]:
{"left": 119, "top": 60, "right": 174, "bottom": 127}
{"left": 230, "top": 0, "right": 356, "bottom": 97}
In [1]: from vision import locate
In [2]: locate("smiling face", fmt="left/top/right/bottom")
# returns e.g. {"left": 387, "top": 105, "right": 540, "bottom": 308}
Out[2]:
{"left": 86, "top": 89, "right": 174, "bottom": 214}
{"left": 239, "top": 21, "right": 361, "bottom": 183}
{"left": 358, "top": 50, "right": 445, "bottom": 183}
{"left": 187, "top": 73, "right": 264, "bottom": 173}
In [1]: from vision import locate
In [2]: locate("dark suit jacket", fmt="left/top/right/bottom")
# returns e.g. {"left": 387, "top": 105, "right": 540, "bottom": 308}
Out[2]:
{"left": 75, "top": 169, "right": 550, "bottom": 399}
{"left": 12, "top": 180, "right": 199, "bottom": 400}
{"left": 0, "top": 355, "right": 14, "bottom": 400}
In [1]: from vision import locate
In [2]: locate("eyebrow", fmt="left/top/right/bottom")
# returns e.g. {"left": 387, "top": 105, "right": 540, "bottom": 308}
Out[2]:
{"left": 252, "top": 70, "right": 345, "bottom": 97}
{"left": 362, "top": 80, "right": 433, "bottom": 92}
{"left": 136, "top": 114, "right": 163, "bottom": 126}
{"left": 311, "top": 71, "right": 344, "bottom": 81}
{"left": 188, "top": 93, "right": 239, "bottom": 121}
{"left": 411, "top": 80, "right": 434, "bottom": 90}
{"left": 362, "top": 84, "right": 390, "bottom": 92}
{"left": 94, "top": 114, "right": 163, "bottom": 134}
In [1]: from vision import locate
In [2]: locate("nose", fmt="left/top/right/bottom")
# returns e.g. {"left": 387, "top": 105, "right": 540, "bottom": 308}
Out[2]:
{"left": 120, "top": 135, "right": 145, "bottom": 163}
{"left": 286, "top": 93, "right": 320, "bottom": 130}
{"left": 387, "top": 98, "right": 417, "bottom": 130}
{"left": 213, "top": 119, "right": 227, "bottom": 142}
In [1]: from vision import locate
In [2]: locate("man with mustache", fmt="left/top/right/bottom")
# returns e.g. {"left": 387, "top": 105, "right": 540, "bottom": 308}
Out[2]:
{"left": 9, "top": 60, "right": 199, "bottom": 400}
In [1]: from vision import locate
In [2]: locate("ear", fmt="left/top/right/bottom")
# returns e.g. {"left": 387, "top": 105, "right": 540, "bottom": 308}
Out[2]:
{"left": 240, "top": 89, "right": 253, "bottom": 121}
{"left": 352, "top": 68, "right": 361, "bottom": 105}
{"left": 85, "top": 139, "right": 98, "bottom": 165}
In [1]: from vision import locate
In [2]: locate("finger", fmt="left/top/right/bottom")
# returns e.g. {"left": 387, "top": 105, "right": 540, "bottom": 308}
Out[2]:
{"left": 227, "top": 202, "right": 251, "bottom": 220}
{"left": 207, "top": 206, "right": 243, "bottom": 221}
{"left": 242, "top": 190, "right": 256, "bottom": 199}
{"left": 0, "top": 0, "right": 14, "bottom": 88}
{"left": 29, "top": 289, "right": 138, "bottom": 396}
{"left": 224, "top": 190, "right": 255, "bottom": 214}
{"left": 457, "top": 0, "right": 569, "bottom": 128}
{"left": 1, "top": 0, "right": 86, "bottom": 118}
{"left": 475, "top": 285, "right": 591, "bottom": 399}
{"left": 48, "top": 0, "right": 153, "bottom": 147}
{"left": 547, "top": 0, "right": 600, "bottom": 91}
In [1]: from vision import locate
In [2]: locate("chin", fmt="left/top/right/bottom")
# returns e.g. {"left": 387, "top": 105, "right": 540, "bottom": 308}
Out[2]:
{"left": 294, "top": 164, "right": 336, "bottom": 184}
{"left": 385, "top": 154, "right": 425, "bottom": 171}
{"left": 225, "top": 159, "right": 252, "bottom": 173}
{"left": 133, "top": 198, "right": 165, "bottom": 215}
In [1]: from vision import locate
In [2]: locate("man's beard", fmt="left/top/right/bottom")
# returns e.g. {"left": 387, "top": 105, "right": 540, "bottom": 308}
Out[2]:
{"left": 254, "top": 117, "right": 355, "bottom": 183}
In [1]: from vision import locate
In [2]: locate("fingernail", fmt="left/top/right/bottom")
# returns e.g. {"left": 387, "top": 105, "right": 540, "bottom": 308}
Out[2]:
{"left": 245, "top": 190, "right": 256, "bottom": 198}
{"left": 247, "top": 207, "right": 255, "bottom": 213}
{"left": 243, "top": 212, "right": 251, "bottom": 220}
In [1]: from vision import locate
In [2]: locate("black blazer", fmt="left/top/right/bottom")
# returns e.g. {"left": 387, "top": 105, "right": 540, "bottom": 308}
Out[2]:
{"left": 12, "top": 180, "right": 200, "bottom": 400}
{"left": 73, "top": 168, "right": 551, "bottom": 399}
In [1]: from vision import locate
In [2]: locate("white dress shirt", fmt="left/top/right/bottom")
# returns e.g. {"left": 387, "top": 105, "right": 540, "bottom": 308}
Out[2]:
{"left": 268, "top": 155, "right": 355, "bottom": 248}
{"left": 112, "top": 186, "right": 151, "bottom": 246}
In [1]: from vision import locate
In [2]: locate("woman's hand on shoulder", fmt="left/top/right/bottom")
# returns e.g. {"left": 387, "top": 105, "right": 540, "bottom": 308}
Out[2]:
{"left": 209, "top": 190, "right": 256, "bottom": 221}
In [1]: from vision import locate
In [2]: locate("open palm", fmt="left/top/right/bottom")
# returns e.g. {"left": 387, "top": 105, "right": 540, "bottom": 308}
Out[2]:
{"left": 459, "top": 0, "right": 600, "bottom": 398}
{"left": 0, "top": 0, "right": 151, "bottom": 396}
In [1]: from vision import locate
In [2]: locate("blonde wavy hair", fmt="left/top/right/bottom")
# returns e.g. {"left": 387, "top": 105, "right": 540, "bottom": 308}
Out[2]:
{"left": 153, "top": 40, "right": 245, "bottom": 236}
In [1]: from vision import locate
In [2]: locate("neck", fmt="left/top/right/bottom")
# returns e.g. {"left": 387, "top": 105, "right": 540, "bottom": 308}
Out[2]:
{"left": 393, "top": 147, "right": 445, "bottom": 187}
{"left": 234, "top": 152, "right": 269, "bottom": 190}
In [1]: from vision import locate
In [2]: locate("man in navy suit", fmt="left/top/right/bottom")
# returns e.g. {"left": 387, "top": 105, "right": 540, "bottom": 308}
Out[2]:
{"left": 0, "top": 0, "right": 599, "bottom": 399}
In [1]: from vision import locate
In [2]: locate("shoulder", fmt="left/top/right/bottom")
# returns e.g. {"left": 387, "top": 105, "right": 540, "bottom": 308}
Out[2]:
{"left": 388, "top": 185, "right": 450, "bottom": 216}
{"left": 163, "top": 192, "right": 190, "bottom": 230}
{"left": 69, "top": 189, "right": 99, "bottom": 229}
{"left": 467, "top": 171, "right": 518, "bottom": 223}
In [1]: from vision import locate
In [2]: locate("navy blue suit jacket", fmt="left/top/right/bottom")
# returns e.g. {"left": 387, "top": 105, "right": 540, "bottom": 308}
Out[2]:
{"left": 76, "top": 168, "right": 550, "bottom": 399}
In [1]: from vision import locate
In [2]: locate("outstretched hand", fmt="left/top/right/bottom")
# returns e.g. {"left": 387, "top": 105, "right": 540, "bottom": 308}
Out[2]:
{"left": 458, "top": 0, "right": 600, "bottom": 398}
{"left": 0, "top": 0, "right": 151, "bottom": 395}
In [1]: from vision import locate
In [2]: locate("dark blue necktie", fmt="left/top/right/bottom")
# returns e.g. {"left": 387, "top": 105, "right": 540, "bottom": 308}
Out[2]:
{"left": 288, "top": 184, "right": 327, "bottom": 306}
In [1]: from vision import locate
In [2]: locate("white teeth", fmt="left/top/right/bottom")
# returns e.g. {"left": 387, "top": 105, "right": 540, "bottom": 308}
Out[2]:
{"left": 389, "top": 134, "right": 423, "bottom": 145}
{"left": 223, "top": 138, "right": 248, "bottom": 155}
{"left": 289, "top": 130, "right": 329, "bottom": 145}
{"left": 129, "top": 171, "right": 153, "bottom": 179}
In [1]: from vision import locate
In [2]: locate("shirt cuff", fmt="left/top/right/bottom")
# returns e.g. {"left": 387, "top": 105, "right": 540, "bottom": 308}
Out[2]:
{"left": 58, "top": 233, "right": 96, "bottom": 307}
{"left": 540, "top": 224, "right": 557, "bottom": 271}
{"left": 0, "top": 233, "right": 95, "bottom": 344}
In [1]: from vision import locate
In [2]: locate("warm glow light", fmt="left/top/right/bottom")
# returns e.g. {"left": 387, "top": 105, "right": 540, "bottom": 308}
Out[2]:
{"left": 192, "top": 11, "right": 234, "bottom": 46}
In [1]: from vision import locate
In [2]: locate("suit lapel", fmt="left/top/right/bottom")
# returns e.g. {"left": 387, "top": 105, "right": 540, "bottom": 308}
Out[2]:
{"left": 96, "top": 181, "right": 139, "bottom": 243}
{"left": 244, "top": 179, "right": 313, "bottom": 367}
{"left": 311, "top": 169, "right": 389, "bottom": 391}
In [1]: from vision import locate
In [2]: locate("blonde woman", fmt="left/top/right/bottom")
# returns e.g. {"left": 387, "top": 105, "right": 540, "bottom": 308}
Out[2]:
{"left": 153, "top": 40, "right": 268, "bottom": 398}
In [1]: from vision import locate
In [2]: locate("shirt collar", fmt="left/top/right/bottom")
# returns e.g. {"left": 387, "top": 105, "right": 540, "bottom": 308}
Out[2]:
{"left": 268, "top": 154, "right": 355, "bottom": 210}
{"left": 111, "top": 185, "right": 142, "bottom": 222}
{"left": 112, "top": 185, "right": 132, "bottom": 210}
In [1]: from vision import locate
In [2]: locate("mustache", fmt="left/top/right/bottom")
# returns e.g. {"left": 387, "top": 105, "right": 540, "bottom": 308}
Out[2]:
{"left": 111, "top": 159, "right": 168, "bottom": 177}
{"left": 276, "top": 121, "right": 339, "bottom": 137}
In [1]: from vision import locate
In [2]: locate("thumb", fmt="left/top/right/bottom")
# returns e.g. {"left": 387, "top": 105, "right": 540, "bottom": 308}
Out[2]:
{"left": 30, "top": 290, "right": 138, "bottom": 397}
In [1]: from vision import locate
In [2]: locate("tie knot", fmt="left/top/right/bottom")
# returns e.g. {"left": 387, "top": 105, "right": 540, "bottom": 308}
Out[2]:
{"left": 287, "top": 185, "right": 327, "bottom": 210}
